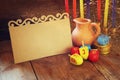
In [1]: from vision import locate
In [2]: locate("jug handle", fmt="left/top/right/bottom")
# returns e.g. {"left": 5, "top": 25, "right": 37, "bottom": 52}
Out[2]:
{"left": 90, "top": 23, "right": 101, "bottom": 38}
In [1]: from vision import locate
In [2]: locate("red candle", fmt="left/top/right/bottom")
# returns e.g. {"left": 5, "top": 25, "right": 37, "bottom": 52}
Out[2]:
{"left": 73, "top": 0, "right": 77, "bottom": 18}
{"left": 65, "top": 0, "right": 69, "bottom": 13}
{"left": 97, "top": 0, "right": 101, "bottom": 22}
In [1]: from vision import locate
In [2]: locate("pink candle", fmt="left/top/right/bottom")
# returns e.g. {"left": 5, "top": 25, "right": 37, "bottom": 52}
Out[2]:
{"left": 97, "top": 0, "right": 101, "bottom": 22}
{"left": 65, "top": 0, "right": 69, "bottom": 13}
{"left": 73, "top": 0, "right": 77, "bottom": 18}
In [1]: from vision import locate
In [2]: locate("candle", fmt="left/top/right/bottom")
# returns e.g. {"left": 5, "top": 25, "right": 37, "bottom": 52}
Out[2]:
{"left": 86, "top": 0, "right": 90, "bottom": 19}
{"left": 112, "top": 0, "right": 116, "bottom": 27}
{"left": 104, "top": 0, "right": 110, "bottom": 28}
{"left": 80, "top": 0, "right": 84, "bottom": 18}
{"left": 73, "top": 0, "right": 77, "bottom": 18}
{"left": 65, "top": 0, "right": 69, "bottom": 13}
{"left": 97, "top": 0, "right": 101, "bottom": 22}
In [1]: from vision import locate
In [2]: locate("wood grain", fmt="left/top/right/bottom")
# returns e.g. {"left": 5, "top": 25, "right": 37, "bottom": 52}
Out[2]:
{"left": 93, "top": 40, "right": 120, "bottom": 80}
{"left": 0, "top": 41, "right": 37, "bottom": 80}
{"left": 0, "top": 40, "right": 120, "bottom": 80}
{"left": 31, "top": 54, "right": 106, "bottom": 80}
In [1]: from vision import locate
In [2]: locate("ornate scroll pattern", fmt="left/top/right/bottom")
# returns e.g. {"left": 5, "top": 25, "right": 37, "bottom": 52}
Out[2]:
{"left": 8, "top": 13, "right": 69, "bottom": 27}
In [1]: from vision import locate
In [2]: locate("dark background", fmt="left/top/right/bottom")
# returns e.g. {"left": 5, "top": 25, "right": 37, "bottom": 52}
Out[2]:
{"left": 0, "top": 0, "right": 65, "bottom": 40}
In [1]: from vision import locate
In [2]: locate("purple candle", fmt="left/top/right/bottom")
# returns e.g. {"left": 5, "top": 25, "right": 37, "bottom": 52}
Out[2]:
{"left": 112, "top": 0, "right": 116, "bottom": 27}
{"left": 86, "top": 0, "right": 90, "bottom": 19}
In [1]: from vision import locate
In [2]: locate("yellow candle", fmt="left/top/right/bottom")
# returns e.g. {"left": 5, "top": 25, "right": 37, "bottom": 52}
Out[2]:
{"left": 104, "top": 0, "right": 110, "bottom": 28}
{"left": 80, "top": 0, "right": 84, "bottom": 18}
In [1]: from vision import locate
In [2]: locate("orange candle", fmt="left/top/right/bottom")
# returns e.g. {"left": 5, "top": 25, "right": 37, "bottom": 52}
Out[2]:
{"left": 73, "top": 0, "right": 77, "bottom": 18}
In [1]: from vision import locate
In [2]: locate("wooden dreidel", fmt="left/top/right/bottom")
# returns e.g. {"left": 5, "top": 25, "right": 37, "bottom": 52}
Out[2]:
{"left": 70, "top": 47, "right": 79, "bottom": 55}
{"left": 69, "top": 54, "right": 83, "bottom": 65}
{"left": 88, "top": 49, "right": 100, "bottom": 62}
{"left": 97, "top": 34, "right": 110, "bottom": 46}
{"left": 79, "top": 41, "right": 89, "bottom": 60}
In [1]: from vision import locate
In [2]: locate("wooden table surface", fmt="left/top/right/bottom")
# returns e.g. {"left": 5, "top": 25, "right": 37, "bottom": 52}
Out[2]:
{"left": 0, "top": 40, "right": 120, "bottom": 80}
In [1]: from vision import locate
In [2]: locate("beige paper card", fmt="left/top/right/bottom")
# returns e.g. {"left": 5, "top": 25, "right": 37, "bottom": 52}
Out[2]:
{"left": 8, "top": 13, "right": 72, "bottom": 63}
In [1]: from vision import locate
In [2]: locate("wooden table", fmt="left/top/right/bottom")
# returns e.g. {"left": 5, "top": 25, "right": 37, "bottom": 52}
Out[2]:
{"left": 0, "top": 40, "right": 120, "bottom": 80}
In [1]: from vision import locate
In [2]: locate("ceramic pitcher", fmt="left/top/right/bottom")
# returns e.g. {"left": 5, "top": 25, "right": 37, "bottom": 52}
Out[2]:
{"left": 72, "top": 18, "right": 101, "bottom": 46}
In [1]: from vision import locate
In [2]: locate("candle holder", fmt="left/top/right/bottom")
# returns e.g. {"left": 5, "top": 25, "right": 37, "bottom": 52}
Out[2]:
{"left": 102, "top": 26, "right": 119, "bottom": 38}
{"left": 94, "top": 41, "right": 111, "bottom": 55}
{"left": 105, "top": 27, "right": 118, "bottom": 38}
{"left": 110, "top": 27, "right": 117, "bottom": 36}
{"left": 102, "top": 27, "right": 109, "bottom": 35}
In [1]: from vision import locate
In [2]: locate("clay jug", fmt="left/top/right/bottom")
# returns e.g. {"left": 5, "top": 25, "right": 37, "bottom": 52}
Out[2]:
{"left": 72, "top": 18, "right": 101, "bottom": 46}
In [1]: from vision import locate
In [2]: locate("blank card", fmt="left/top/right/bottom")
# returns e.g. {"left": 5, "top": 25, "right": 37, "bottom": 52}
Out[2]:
{"left": 8, "top": 13, "right": 72, "bottom": 63}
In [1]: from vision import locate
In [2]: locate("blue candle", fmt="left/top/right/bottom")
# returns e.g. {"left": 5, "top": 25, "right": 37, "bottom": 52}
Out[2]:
{"left": 112, "top": 0, "right": 116, "bottom": 27}
{"left": 86, "top": 0, "right": 90, "bottom": 19}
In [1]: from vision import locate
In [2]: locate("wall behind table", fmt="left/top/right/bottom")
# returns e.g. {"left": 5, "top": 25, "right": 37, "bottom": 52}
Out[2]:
{"left": 0, "top": 0, "right": 66, "bottom": 41}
